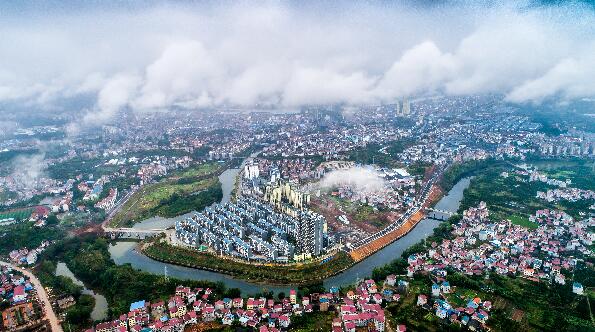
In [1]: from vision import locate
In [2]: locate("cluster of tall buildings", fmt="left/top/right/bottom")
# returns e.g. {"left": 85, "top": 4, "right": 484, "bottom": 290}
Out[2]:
{"left": 243, "top": 163, "right": 260, "bottom": 180}
{"left": 264, "top": 181, "right": 311, "bottom": 216}
{"left": 538, "top": 142, "right": 595, "bottom": 156}
{"left": 394, "top": 97, "right": 411, "bottom": 117}
{"left": 175, "top": 196, "right": 328, "bottom": 262}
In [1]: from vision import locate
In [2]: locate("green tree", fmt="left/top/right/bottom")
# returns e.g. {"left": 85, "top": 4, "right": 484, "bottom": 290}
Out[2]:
{"left": 46, "top": 214, "right": 59, "bottom": 225}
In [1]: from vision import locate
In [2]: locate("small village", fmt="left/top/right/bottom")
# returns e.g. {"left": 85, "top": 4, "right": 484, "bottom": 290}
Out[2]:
{"left": 89, "top": 280, "right": 391, "bottom": 332}
{"left": 407, "top": 203, "right": 592, "bottom": 290}
{"left": 0, "top": 266, "right": 44, "bottom": 331}
{"left": 536, "top": 188, "right": 595, "bottom": 203}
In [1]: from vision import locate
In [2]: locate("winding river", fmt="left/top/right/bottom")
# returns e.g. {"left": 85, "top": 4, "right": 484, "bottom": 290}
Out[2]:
{"left": 126, "top": 161, "right": 243, "bottom": 231}
{"left": 55, "top": 262, "right": 109, "bottom": 321}
{"left": 108, "top": 172, "right": 472, "bottom": 295}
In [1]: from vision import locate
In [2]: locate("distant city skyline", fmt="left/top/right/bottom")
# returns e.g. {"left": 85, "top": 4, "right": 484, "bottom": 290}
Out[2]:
{"left": 0, "top": 1, "right": 594, "bottom": 133}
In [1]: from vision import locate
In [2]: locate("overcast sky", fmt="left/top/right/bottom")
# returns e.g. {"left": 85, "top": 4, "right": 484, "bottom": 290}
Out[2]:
{"left": 1, "top": 1, "right": 594, "bottom": 127}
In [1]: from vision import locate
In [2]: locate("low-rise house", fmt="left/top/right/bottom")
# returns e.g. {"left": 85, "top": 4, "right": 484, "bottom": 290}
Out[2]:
{"left": 417, "top": 295, "right": 428, "bottom": 306}
{"left": 573, "top": 282, "right": 584, "bottom": 295}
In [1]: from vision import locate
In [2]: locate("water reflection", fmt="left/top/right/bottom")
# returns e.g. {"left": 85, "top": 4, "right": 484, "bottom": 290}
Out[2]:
{"left": 55, "top": 262, "right": 108, "bottom": 321}
{"left": 109, "top": 178, "right": 472, "bottom": 295}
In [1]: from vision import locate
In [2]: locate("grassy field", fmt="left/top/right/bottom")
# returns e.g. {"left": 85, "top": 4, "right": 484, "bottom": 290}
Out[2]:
{"left": 459, "top": 164, "right": 593, "bottom": 220}
{"left": 384, "top": 278, "right": 440, "bottom": 331}
{"left": 171, "top": 162, "right": 220, "bottom": 178}
{"left": 110, "top": 163, "right": 223, "bottom": 227}
{"left": 142, "top": 241, "right": 355, "bottom": 284}
{"left": 530, "top": 160, "right": 595, "bottom": 190}
{"left": 110, "top": 177, "right": 219, "bottom": 227}
{"left": 0, "top": 208, "right": 33, "bottom": 221}
{"left": 289, "top": 311, "right": 335, "bottom": 331}
{"left": 383, "top": 271, "right": 593, "bottom": 332}
{"left": 509, "top": 215, "right": 538, "bottom": 230}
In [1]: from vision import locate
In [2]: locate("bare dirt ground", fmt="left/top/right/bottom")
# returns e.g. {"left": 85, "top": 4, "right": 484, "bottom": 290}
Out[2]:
{"left": 349, "top": 185, "right": 443, "bottom": 262}
{"left": 69, "top": 220, "right": 105, "bottom": 237}
{"left": 310, "top": 195, "right": 406, "bottom": 250}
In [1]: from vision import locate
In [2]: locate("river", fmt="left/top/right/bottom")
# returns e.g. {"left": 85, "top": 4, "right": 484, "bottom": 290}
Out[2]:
{"left": 323, "top": 177, "right": 470, "bottom": 287}
{"left": 55, "top": 262, "right": 108, "bottom": 321}
{"left": 127, "top": 158, "right": 246, "bottom": 230}
{"left": 108, "top": 177, "right": 471, "bottom": 295}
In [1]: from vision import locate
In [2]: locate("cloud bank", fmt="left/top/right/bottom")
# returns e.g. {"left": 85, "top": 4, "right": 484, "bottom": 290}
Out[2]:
{"left": 1, "top": 1, "right": 594, "bottom": 128}
{"left": 319, "top": 167, "right": 386, "bottom": 193}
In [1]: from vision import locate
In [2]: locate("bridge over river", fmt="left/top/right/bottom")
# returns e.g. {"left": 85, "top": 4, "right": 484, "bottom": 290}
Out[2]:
{"left": 425, "top": 207, "right": 457, "bottom": 221}
{"left": 108, "top": 173, "right": 473, "bottom": 295}
{"left": 104, "top": 227, "right": 166, "bottom": 240}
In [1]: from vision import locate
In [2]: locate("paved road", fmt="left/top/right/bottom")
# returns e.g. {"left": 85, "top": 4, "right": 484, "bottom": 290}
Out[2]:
{"left": 351, "top": 164, "right": 446, "bottom": 249}
{"left": 0, "top": 261, "right": 63, "bottom": 332}
{"left": 101, "top": 187, "right": 137, "bottom": 230}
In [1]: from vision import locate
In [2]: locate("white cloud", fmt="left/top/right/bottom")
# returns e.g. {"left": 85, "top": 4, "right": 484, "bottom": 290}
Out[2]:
{"left": 374, "top": 41, "right": 457, "bottom": 100}
{"left": 319, "top": 167, "right": 386, "bottom": 193}
{"left": 506, "top": 44, "right": 595, "bottom": 102}
{"left": 0, "top": 1, "right": 594, "bottom": 128}
{"left": 134, "top": 40, "right": 221, "bottom": 109}
{"left": 83, "top": 73, "right": 141, "bottom": 125}
{"left": 284, "top": 68, "right": 377, "bottom": 106}
{"left": 10, "top": 153, "right": 47, "bottom": 189}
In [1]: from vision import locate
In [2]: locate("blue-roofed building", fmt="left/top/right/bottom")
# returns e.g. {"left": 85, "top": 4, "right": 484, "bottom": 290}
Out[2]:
{"left": 130, "top": 300, "right": 146, "bottom": 312}
{"left": 461, "top": 316, "right": 470, "bottom": 325}
{"left": 92, "top": 184, "right": 101, "bottom": 194}
{"left": 441, "top": 281, "right": 451, "bottom": 293}
{"left": 572, "top": 282, "right": 584, "bottom": 295}
{"left": 436, "top": 308, "right": 448, "bottom": 319}
{"left": 431, "top": 283, "right": 440, "bottom": 297}
{"left": 467, "top": 300, "right": 479, "bottom": 309}
{"left": 436, "top": 299, "right": 452, "bottom": 310}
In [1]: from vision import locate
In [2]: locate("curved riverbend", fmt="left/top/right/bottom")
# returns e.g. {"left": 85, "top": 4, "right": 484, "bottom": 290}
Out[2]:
{"left": 324, "top": 177, "right": 470, "bottom": 287}
{"left": 109, "top": 177, "right": 471, "bottom": 295}
{"left": 55, "top": 262, "right": 109, "bottom": 321}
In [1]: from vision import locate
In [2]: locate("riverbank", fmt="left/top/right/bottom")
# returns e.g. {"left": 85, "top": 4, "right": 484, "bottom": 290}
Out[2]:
{"left": 141, "top": 241, "right": 354, "bottom": 285}
{"left": 138, "top": 184, "right": 442, "bottom": 284}
{"left": 108, "top": 162, "right": 226, "bottom": 228}
{"left": 133, "top": 164, "right": 448, "bottom": 285}
{"left": 107, "top": 177, "right": 472, "bottom": 292}
{"left": 349, "top": 184, "right": 442, "bottom": 262}
{"left": 366, "top": 161, "right": 595, "bottom": 331}
{"left": 42, "top": 235, "right": 233, "bottom": 318}
{"left": 55, "top": 262, "right": 108, "bottom": 321}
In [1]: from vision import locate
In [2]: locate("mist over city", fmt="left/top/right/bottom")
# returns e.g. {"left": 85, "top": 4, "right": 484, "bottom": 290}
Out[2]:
{"left": 1, "top": 2, "right": 595, "bottom": 129}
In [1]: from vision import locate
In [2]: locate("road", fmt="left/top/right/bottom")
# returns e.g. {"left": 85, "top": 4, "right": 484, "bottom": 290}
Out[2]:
{"left": 350, "top": 164, "right": 447, "bottom": 249}
{"left": 0, "top": 261, "right": 63, "bottom": 332}
{"left": 101, "top": 187, "right": 138, "bottom": 230}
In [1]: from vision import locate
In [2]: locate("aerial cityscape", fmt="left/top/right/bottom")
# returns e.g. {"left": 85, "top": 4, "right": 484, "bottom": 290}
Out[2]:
{"left": 0, "top": 1, "right": 594, "bottom": 332}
